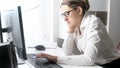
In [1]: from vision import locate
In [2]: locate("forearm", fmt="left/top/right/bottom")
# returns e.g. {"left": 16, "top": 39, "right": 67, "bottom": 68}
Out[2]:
{"left": 62, "top": 33, "right": 75, "bottom": 55}
{"left": 57, "top": 55, "right": 95, "bottom": 66}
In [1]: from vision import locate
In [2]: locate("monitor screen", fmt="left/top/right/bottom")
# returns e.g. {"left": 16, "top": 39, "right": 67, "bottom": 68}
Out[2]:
{"left": 1, "top": 6, "right": 27, "bottom": 62}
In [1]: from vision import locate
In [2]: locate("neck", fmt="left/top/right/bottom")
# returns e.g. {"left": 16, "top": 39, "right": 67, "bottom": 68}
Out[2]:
{"left": 76, "top": 14, "right": 83, "bottom": 27}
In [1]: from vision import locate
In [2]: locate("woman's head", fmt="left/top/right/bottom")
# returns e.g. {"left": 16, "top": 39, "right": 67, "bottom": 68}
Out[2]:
{"left": 61, "top": 0, "right": 90, "bottom": 14}
{"left": 60, "top": 0, "right": 90, "bottom": 28}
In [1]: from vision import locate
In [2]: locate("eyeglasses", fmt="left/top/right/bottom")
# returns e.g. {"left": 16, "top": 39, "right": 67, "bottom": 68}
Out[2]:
{"left": 61, "top": 9, "right": 74, "bottom": 18}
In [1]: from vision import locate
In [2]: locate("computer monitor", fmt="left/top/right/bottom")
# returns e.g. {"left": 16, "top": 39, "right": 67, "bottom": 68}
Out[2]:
{"left": 0, "top": 11, "right": 3, "bottom": 43}
{"left": 1, "top": 6, "right": 27, "bottom": 63}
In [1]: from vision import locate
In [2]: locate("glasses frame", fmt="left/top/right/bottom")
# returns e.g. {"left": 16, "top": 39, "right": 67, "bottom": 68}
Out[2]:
{"left": 61, "top": 9, "right": 75, "bottom": 18}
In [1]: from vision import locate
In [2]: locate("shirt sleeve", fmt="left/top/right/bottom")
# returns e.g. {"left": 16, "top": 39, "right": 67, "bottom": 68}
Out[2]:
{"left": 62, "top": 33, "right": 76, "bottom": 55}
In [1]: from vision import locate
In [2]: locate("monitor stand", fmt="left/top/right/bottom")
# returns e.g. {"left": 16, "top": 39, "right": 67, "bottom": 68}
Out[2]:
{"left": 15, "top": 47, "right": 25, "bottom": 65}
{"left": 17, "top": 56, "right": 25, "bottom": 65}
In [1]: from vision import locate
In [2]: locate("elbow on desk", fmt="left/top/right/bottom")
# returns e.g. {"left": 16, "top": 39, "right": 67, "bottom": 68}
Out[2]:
{"left": 84, "top": 57, "right": 96, "bottom": 66}
{"left": 57, "top": 56, "right": 95, "bottom": 66}
{"left": 78, "top": 57, "right": 96, "bottom": 66}
{"left": 77, "top": 59, "right": 95, "bottom": 66}
{"left": 83, "top": 59, "right": 95, "bottom": 66}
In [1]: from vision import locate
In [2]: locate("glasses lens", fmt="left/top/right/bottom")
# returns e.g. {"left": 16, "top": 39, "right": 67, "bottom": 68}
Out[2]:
{"left": 61, "top": 9, "right": 74, "bottom": 18}
{"left": 61, "top": 12, "right": 68, "bottom": 17}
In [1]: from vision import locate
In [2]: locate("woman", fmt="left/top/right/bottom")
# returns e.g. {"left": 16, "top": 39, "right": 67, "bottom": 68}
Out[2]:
{"left": 37, "top": 0, "right": 120, "bottom": 67}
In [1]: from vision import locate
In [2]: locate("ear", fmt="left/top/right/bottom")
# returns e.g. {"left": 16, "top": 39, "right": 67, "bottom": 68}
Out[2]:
{"left": 77, "top": 6, "right": 83, "bottom": 15}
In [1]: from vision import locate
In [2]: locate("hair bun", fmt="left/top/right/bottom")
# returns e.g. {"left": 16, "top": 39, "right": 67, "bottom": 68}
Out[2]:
{"left": 82, "top": 0, "right": 90, "bottom": 11}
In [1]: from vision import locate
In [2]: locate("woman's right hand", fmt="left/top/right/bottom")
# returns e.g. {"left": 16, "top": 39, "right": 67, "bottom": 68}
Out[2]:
{"left": 36, "top": 53, "right": 58, "bottom": 62}
{"left": 67, "top": 26, "right": 76, "bottom": 33}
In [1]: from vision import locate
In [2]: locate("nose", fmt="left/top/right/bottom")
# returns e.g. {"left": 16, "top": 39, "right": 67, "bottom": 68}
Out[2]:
{"left": 64, "top": 17, "right": 68, "bottom": 21}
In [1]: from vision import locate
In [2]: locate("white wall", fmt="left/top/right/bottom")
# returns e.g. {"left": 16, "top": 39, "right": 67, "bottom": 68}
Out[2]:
{"left": 58, "top": 17, "right": 68, "bottom": 39}
{"left": 0, "top": 0, "right": 18, "bottom": 9}
{"left": 20, "top": 0, "right": 59, "bottom": 47}
{"left": 52, "top": 0, "right": 59, "bottom": 42}
{"left": 88, "top": 0, "right": 108, "bottom": 11}
{"left": 58, "top": 0, "right": 69, "bottom": 39}
{"left": 107, "top": 0, "right": 120, "bottom": 46}
{"left": 0, "top": 0, "right": 60, "bottom": 47}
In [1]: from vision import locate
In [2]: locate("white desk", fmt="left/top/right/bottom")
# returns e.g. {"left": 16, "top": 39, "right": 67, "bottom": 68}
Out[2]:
{"left": 18, "top": 46, "right": 102, "bottom": 68}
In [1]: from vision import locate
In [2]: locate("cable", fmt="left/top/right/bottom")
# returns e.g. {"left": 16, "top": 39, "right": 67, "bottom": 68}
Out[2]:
{"left": 22, "top": 4, "right": 40, "bottom": 12}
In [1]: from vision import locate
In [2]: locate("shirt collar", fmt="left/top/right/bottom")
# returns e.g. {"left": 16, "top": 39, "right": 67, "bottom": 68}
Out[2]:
{"left": 80, "top": 11, "right": 90, "bottom": 29}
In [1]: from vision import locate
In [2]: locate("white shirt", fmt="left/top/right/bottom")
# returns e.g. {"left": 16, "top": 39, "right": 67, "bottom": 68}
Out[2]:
{"left": 57, "top": 12, "right": 120, "bottom": 66}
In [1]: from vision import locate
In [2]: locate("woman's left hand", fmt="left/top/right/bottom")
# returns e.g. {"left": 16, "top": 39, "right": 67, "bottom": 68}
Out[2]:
{"left": 36, "top": 53, "right": 58, "bottom": 62}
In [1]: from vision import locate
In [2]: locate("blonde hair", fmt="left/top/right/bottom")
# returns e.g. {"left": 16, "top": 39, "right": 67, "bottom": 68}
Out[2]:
{"left": 61, "top": 0, "right": 90, "bottom": 14}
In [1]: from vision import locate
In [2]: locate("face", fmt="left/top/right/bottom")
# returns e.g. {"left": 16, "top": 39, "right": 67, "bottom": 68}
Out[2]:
{"left": 61, "top": 5, "right": 82, "bottom": 28}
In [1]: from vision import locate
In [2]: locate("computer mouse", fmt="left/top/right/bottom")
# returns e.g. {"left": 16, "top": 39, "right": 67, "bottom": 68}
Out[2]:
{"left": 35, "top": 58, "right": 49, "bottom": 64}
{"left": 35, "top": 45, "right": 46, "bottom": 50}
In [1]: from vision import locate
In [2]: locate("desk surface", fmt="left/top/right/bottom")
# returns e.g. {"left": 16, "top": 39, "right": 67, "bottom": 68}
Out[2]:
{"left": 18, "top": 46, "right": 102, "bottom": 68}
{"left": 18, "top": 63, "right": 102, "bottom": 68}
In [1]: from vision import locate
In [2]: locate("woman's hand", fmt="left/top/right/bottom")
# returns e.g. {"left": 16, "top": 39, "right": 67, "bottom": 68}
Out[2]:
{"left": 67, "top": 26, "right": 76, "bottom": 33}
{"left": 36, "top": 53, "right": 58, "bottom": 62}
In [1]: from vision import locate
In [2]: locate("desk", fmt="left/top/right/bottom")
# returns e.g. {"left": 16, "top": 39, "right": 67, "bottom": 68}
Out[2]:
{"left": 18, "top": 46, "right": 102, "bottom": 68}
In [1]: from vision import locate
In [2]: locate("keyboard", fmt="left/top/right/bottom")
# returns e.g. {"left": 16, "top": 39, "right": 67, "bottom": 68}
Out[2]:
{"left": 27, "top": 54, "right": 63, "bottom": 68}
